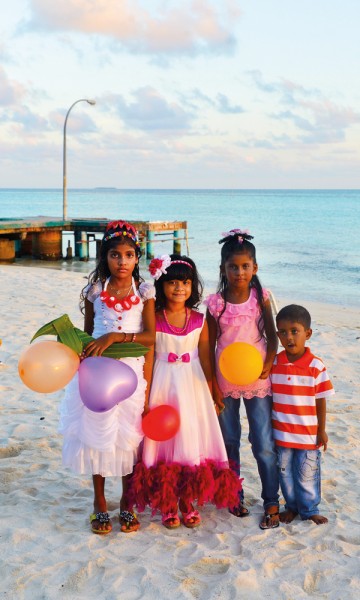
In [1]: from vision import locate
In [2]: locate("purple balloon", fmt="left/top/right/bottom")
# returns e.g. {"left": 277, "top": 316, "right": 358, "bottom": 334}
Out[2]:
{"left": 78, "top": 356, "right": 138, "bottom": 413}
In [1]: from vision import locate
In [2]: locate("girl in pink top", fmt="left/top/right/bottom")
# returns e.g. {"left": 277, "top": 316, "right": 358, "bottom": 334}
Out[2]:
{"left": 130, "top": 254, "right": 241, "bottom": 530}
{"left": 206, "top": 229, "right": 280, "bottom": 530}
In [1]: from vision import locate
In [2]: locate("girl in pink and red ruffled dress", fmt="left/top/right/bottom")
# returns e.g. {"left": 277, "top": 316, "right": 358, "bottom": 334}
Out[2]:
{"left": 130, "top": 254, "right": 241, "bottom": 529}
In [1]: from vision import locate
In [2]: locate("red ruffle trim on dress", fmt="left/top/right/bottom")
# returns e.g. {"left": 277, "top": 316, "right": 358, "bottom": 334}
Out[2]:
{"left": 127, "top": 460, "right": 242, "bottom": 515}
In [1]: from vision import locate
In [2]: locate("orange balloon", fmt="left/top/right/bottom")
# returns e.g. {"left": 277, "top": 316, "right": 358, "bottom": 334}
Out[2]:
{"left": 18, "top": 340, "right": 80, "bottom": 393}
{"left": 219, "top": 342, "right": 263, "bottom": 386}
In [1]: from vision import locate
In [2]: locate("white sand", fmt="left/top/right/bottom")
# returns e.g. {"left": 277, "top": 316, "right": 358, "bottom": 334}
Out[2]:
{"left": 1, "top": 265, "right": 359, "bottom": 600}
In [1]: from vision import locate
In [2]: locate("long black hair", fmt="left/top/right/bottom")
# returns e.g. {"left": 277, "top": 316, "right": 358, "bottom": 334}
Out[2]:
{"left": 216, "top": 231, "right": 266, "bottom": 340}
{"left": 154, "top": 254, "right": 203, "bottom": 312}
{"left": 80, "top": 221, "right": 143, "bottom": 313}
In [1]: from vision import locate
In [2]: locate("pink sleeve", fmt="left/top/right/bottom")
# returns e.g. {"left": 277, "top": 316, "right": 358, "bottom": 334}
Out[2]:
{"left": 204, "top": 293, "right": 223, "bottom": 318}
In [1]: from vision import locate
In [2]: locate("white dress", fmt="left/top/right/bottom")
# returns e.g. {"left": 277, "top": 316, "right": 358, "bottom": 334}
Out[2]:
{"left": 143, "top": 310, "right": 229, "bottom": 468}
{"left": 132, "top": 311, "right": 241, "bottom": 515}
{"left": 59, "top": 278, "right": 155, "bottom": 477}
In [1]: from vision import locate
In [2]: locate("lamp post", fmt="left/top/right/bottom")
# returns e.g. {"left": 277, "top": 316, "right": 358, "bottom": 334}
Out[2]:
{"left": 63, "top": 98, "right": 96, "bottom": 221}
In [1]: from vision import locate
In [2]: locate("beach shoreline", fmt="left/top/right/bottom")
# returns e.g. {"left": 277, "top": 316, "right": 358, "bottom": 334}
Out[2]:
{"left": 1, "top": 265, "right": 359, "bottom": 599}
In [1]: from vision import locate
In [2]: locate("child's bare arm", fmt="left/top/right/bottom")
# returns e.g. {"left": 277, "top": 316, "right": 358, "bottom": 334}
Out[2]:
{"left": 260, "top": 299, "right": 278, "bottom": 379}
{"left": 142, "top": 345, "right": 154, "bottom": 415}
{"left": 134, "top": 298, "right": 156, "bottom": 347}
{"left": 206, "top": 310, "right": 224, "bottom": 413}
{"left": 84, "top": 298, "right": 94, "bottom": 335}
{"left": 316, "top": 397, "right": 328, "bottom": 451}
{"left": 198, "top": 319, "right": 213, "bottom": 393}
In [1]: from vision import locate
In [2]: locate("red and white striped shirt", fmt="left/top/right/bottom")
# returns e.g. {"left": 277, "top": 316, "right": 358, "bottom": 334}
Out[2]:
{"left": 271, "top": 348, "right": 334, "bottom": 450}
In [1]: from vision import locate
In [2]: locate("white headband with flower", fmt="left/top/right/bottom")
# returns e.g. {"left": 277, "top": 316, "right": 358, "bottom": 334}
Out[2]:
{"left": 149, "top": 254, "right": 193, "bottom": 280}
{"left": 148, "top": 255, "right": 172, "bottom": 280}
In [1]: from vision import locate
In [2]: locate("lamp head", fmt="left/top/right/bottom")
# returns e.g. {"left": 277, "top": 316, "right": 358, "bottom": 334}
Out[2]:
{"left": 87, "top": 99, "right": 96, "bottom": 105}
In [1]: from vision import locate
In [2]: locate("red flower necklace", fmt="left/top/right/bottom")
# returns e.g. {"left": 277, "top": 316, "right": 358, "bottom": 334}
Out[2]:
{"left": 100, "top": 280, "right": 140, "bottom": 312}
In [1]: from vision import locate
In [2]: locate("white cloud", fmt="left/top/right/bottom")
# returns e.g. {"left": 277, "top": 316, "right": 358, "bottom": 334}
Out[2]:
{"left": 249, "top": 70, "right": 360, "bottom": 146}
{"left": 25, "top": 0, "right": 241, "bottom": 55}
{"left": 103, "top": 87, "right": 193, "bottom": 131}
{"left": 0, "top": 66, "right": 25, "bottom": 105}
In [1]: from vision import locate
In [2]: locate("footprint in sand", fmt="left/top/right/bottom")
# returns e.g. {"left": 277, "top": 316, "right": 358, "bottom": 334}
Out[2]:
{"left": 190, "top": 557, "right": 231, "bottom": 575}
{"left": 0, "top": 444, "right": 24, "bottom": 458}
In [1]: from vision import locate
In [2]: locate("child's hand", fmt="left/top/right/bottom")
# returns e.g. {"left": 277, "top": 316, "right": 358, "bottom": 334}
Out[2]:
{"left": 213, "top": 398, "right": 225, "bottom": 416}
{"left": 213, "top": 385, "right": 225, "bottom": 415}
{"left": 317, "top": 429, "right": 328, "bottom": 451}
{"left": 259, "top": 362, "right": 272, "bottom": 379}
{"left": 83, "top": 334, "right": 114, "bottom": 357}
{"left": 142, "top": 401, "right": 150, "bottom": 417}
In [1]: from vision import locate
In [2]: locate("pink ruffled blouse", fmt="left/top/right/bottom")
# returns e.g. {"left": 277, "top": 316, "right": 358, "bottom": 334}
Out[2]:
{"left": 205, "top": 288, "right": 271, "bottom": 399}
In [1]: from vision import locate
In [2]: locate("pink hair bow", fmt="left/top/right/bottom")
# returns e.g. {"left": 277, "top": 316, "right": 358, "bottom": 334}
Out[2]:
{"left": 221, "top": 228, "right": 250, "bottom": 244}
{"left": 168, "top": 352, "right": 190, "bottom": 363}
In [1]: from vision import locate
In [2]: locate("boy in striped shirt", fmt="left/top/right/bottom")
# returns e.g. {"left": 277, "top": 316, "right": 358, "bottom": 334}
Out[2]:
{"left": 271, "top": 305, "right": 334, "bottom": 525}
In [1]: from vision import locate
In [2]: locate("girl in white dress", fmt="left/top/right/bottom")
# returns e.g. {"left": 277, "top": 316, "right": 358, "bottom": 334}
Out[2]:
{"left": 59, "top": 221, "right": 155, "bottom": 534}
{"left": 130, "top": 254, "right": 241, "bottom": 529}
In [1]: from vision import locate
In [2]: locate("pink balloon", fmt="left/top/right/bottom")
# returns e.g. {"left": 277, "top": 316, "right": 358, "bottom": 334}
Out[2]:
{"left": 18, "top": 341, "right": 80, "bottom": 393}
{"left": 78, "top": 356, "right": 138, "bottom": 413}
{"left": 142, "top": 405, "right": 180, "bottom": 441}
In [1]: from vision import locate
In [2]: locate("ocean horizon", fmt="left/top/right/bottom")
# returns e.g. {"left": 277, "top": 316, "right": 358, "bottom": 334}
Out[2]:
{"left": 1, "top": 188, "right": 359, "bottom": 309}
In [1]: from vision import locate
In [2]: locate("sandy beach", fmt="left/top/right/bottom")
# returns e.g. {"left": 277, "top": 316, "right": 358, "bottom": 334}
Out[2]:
{"left": 1, "top": 265, "right": 359, "bottom": 600}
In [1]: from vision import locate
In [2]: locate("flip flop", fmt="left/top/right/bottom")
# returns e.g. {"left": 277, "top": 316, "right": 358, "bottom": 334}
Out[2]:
{"left": 89, "top": 512, "right": 112, "bottom": 534}
{"left": 119, "top": 510, "right": 140, "bottom": 533}
{"left": 259, "top": 510, "right": 280, "bottom": 530}
{"left": 229, "top": 503, "right": 250, "bottom": 518}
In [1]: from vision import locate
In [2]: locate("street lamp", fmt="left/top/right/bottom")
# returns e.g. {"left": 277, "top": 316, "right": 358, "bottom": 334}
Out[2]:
{"left": 62, "top": 98, "right": 96, "bottom": 220}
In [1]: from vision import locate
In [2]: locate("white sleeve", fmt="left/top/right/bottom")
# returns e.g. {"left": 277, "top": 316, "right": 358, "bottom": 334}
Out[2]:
{"left": 85, "top": 280, "right": 102, "bottom": 303}
{"left": 139, "top": 281, "right": 156, "bottom": 301}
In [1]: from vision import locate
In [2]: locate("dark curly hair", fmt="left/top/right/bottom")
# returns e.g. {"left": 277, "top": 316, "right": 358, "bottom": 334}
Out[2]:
{"left": 154, "top": 254, "right": 203, "bottom": 312}
{"left": 80, "top": 221, "right": 143, "bottom": 314}
{"left": 216, "top": 231, "right": 266, "bottom": 340}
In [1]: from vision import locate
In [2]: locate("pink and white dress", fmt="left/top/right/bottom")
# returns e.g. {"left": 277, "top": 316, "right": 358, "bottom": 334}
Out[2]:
{"left": 131, "top": 310, "right": 241, "bottom": 514}
{"left": 205, "top": 287, "right": 271, "bottom": 399}
{"left": 59, "top": 278, "right": 155, "bottom": 478}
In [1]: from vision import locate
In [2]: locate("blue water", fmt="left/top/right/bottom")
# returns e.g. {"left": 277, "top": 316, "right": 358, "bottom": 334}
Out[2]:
{"left": 1, "top": 189, "right": 359, "bottom": 307}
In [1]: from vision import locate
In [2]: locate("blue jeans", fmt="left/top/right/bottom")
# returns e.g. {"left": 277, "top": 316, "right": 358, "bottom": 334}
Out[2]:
{"left": 277, "top": 447, "right": 321, "bottom": 519}
{"left": 218, "top": 395, "right": 279, "bottom": 510}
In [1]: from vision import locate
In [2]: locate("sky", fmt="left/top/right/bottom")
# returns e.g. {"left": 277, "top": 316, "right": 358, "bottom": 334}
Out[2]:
{"left": 1, "top": 0, "right": 359, "bottom": 189}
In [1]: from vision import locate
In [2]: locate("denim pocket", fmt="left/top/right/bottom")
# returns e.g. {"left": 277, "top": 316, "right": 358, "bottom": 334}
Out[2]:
{"left": 299, "top": 451, "right": 320, "bottom": 481}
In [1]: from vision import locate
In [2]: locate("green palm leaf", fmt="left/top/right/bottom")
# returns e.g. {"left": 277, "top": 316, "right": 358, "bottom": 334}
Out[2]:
{"left": 31, "top": 314, "right": 149, "bottom": 358}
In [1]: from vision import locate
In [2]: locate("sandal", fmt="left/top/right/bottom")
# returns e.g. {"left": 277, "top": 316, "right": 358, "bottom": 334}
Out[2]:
{"left": 259, "top": 510, "right": 280, "bottom": 530}
{"left": 119, "top": 510, "right": 140, "bottom": 533}
{"left": 229, "top": 502, "right": 250, "bottom": 518}
{"left": 162, "top": 512, "right": 181, "bottom": 529}
{"left": 181, "top": 509, "right": 201, "bottom": 528}
{"left": 89, "top": 512, "right": 112, "bottom": 535}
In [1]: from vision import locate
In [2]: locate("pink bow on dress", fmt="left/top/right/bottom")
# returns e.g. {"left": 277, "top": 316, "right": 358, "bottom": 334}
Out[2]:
{"left": 167, "top": 352, "right": 190, "bottom": 363}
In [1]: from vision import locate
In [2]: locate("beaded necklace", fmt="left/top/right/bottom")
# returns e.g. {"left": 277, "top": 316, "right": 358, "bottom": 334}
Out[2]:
{"left": 163, "top": 308, "right": 190, "bottom": 334}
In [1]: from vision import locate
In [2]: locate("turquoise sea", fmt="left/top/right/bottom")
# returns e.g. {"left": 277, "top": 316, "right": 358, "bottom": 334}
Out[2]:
{"left": 1, "top": 189, "right": 359, "bottom": 308}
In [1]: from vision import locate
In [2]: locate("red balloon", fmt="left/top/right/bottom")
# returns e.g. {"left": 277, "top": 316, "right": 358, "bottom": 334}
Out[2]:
{"left": 142, "top": 405, "right": 180, "bottom": 442}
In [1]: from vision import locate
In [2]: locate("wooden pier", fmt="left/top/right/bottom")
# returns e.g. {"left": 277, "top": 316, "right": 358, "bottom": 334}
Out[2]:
{"left": 0, "top": 217, "right": 189, "bottom": 263}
